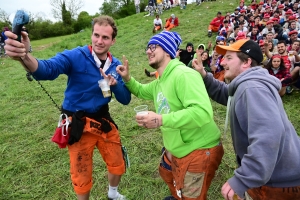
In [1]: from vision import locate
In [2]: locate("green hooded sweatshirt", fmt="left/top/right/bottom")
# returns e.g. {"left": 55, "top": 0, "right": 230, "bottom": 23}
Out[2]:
{"left": 125, "top": 59, "right": 220, "bottom": 158}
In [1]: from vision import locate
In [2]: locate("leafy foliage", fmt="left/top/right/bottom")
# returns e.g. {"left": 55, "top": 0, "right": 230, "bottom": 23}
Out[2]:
{"left": 73, "top": 11, "right": 92, "bottom": 33}
{"left": 50, "top": 0, "right": 84, "bottom": 21}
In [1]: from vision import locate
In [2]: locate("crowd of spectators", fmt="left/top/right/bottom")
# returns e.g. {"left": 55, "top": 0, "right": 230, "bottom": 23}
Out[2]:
{"left": 206, "top": 0, "right": 300, "bottom": 96}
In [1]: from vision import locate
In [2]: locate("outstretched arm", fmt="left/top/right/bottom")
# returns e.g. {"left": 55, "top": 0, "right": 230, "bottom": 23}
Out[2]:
{"left": 4, "top": 31, "right": 38, "bottom": 73}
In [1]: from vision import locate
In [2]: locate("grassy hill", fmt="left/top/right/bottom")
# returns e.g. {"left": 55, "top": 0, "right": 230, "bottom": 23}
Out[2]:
{"left": 0, "top": 0, "right": 299, "bottom": 199}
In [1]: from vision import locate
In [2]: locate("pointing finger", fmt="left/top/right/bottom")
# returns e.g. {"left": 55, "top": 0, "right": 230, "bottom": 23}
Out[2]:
{"left": 100, "top": 68, "right": 108, "bottom": 79}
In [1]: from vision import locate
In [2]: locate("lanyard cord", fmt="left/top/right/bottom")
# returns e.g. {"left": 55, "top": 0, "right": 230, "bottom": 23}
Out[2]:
{"left": 20, "top": 58, "right": 61, "bottom": 112}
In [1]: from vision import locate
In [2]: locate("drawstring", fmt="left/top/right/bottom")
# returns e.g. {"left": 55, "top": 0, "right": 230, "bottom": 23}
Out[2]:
{"left": 223, "top": 96, "right": 232, "bottom": 141}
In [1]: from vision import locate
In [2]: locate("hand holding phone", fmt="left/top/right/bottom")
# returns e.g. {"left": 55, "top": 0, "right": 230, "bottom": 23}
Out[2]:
{"left": 12, "top": 10, "right": 29, "bottom": 42}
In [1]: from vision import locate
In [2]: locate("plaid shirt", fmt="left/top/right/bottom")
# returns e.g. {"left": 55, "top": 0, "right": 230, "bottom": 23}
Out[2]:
{"left": 267, "top": 68, "right": 292, "bottom": 87}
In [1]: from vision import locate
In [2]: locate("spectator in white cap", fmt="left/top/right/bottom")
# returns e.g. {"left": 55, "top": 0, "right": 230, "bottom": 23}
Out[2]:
{"left": 117, "top": 31, "right": 223, "bottom": 200}
{"left": 164, "top": 14, "right": 179, "bottom": 31}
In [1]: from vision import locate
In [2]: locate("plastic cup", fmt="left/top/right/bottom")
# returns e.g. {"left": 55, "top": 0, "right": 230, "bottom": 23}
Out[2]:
{"left": 134, "top": 105, "right": 148, "bottom": 116}
{"left": 288, "top": 51, "right": 294, "bottom": 57}
{"left": 98, "top": 79, "right": 111, "bottom": 98}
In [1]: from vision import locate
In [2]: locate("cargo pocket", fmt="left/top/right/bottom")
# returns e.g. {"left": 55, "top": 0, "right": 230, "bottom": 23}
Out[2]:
{"left": 182, "top": 171, "right": 205, "bottom": 198}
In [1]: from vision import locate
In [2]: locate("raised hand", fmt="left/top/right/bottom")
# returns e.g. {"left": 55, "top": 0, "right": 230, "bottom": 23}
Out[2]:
{"left": 4, "top": 31, "right": 30, "bottom": 59}
{"left": 192, "top": 58, "right": 206, "bottom": 78}
{"left": 176, "top": 49, "right": 181, "bottom": 58}
{"left": 116, "top": 55, "right": 131, "bottom": 82}
{"left": 100, "top": 68, "right": 117, "bottom": 86}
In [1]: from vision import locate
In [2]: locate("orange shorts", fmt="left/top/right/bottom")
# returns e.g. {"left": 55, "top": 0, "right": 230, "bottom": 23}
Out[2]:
{"left": 67, "top": 117, "right": 125, "bottom": 195}
{"left": 172, "top": 144, "right": 224, "bottom": 199}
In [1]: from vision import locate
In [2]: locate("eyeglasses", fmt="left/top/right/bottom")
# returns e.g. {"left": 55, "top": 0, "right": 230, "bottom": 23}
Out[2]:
{"left": 145, "top": 44, "right": 160, "bottom": 52}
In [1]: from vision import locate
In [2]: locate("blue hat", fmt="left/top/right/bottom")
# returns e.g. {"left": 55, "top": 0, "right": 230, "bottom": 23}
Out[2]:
{"left": 147, "top": 31, "right": 182, "bottom": 59}
{"left": 216, "top": 35, "right": 226, "bottom": 41}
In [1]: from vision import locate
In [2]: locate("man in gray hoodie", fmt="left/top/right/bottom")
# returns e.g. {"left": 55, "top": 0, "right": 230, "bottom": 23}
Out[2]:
{"left": 192, "top": 39, "right": 300, "bottom": 200}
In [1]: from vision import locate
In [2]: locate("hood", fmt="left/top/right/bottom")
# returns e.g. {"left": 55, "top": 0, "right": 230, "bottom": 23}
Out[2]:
{"left": 197, "top": 43, "right": 206, "bottom": 50}
{"left": 186, "top": 42, "right": 194, "bottom": 51}
{"left": 228, "top": 67, "right": 281, "bottom": 96}
{"left": 160, "top": 59, "right": 184, "bottom": 81}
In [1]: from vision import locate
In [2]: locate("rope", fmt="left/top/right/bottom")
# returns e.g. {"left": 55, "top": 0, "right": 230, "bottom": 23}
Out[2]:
{"left": 20, "top": 58, "right": 61, "bottom": 112}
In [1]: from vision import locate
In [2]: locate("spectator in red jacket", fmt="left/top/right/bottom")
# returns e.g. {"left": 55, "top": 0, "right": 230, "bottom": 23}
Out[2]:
{"left": 208, "top": 11, "right": 224, "bottom": 37}
{"left": 164, "top": 14, "right": 179, "bottom": 31}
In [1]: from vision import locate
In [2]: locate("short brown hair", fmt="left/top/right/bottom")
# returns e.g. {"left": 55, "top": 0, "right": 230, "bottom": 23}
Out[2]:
{"left": 92, "top": 15, "right": 118, "bottom": 39}
{"left": 237, "top": 52, "right": 258, "bottom": 67}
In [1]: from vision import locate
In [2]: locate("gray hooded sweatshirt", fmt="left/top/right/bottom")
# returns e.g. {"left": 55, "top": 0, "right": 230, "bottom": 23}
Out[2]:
{"left": 203, "top": 67, "right": 300, "bottom": 197}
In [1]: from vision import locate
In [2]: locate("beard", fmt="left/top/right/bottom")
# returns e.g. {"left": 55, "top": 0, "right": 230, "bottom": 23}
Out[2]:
{"left": 150, "top": 62, "right": 160, "bottom": 69}
{"left": 149, "top": 56, "right": 163, "bottom": 69}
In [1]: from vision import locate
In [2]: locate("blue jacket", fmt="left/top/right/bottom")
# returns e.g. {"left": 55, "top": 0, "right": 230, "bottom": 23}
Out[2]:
{"left": 1, "top": 31, "right": 7, "bottom": 43}
{"left": 33, "top": 45, "right": 131, "bottom": 113}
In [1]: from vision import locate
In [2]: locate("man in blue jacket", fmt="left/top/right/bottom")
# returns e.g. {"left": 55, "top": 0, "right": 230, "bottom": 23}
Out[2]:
{"left": 4, "top": 15, "right": 130, "bottom": 200}
{"left": 192, "top": 39, "right": 300, "bottom": 200}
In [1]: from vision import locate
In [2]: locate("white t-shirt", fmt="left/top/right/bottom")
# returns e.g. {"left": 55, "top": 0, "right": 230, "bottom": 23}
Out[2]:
{"left": 153, "top": 18, "right": 163, "bottom": 26}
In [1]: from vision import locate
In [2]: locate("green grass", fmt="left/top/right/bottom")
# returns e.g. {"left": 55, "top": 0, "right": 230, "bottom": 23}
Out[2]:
{"left": 0, "top": 1, "right": 300, "bottom": 199}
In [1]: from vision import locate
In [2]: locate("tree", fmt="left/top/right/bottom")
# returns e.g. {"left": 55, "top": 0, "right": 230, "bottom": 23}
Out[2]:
{"left": 73, "top": 11, "right": 91, "bottom": 32}
{"left": 0, "top": 8, "right": 12, "bottom": 26}
{"left": 61, "top": 1, "right": 72, "bottom": 25}
{"left": 50, "top": 0, "right": 84, "bottom": 21}
{"left": 99, "top": 0, "right": 137, "bottom": 19}
{"left": 120, "top": 0, "right": 131, "bottom": 6}
{"left": 99, "top": 0, "right": 120, "bottom": 15}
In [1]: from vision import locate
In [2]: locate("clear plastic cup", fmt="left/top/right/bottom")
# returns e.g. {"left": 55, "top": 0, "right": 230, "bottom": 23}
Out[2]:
{"left": 98, "top": 79, "right": 111, "bottom": 98}
{"left": 134, "top": 105, "right": 148, "bottom": 115}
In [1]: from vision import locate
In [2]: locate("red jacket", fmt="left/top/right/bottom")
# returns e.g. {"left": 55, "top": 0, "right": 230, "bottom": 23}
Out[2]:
{"left": 167, "top": 17, "right": 179, "bottom": 26}
{"left": 210, "top": 16, "right": 224, "bottom": 27}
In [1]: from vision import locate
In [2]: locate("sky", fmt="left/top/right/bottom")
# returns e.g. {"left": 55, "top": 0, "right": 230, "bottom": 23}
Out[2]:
{"left": 2, "top": 0, "right": 105, "bottom": 22}
{"left": 2, "top": 0, "right": 196, "bottom": 22}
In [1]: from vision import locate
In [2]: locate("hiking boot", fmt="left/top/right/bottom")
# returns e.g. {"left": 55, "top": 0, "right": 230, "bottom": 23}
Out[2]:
{"left": 145, "top": 68, "right": 151, "bottom": 77}
{"left": 108, "top": 193, "right": 126, "bottom": 200}
{"left": 208, "top": 31, "right": 212, "bottom": 37}
{"left": 286, "top": 86, "right": 293, "bottom": 94}
{"left": 164, "top": 196, "right": 177, "bottom": 200}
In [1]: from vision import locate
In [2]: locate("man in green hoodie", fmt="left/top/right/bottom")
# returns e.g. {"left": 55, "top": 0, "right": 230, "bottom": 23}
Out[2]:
{"left": 116, "top": 31, "right": 224, "bottom": 200}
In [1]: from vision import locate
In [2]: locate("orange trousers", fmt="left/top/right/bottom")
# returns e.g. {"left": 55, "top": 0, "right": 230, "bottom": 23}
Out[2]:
{"left": 154, "top": 25, "right": 162, "bottom": 31}
{"left": 67, "top": 118, "right": 125, "bottom": 195}
{"left": 208, "top": 25, "right": 219, "bottom": 32}
{"left": 159, "top": 144, "right": 224, "bottom": 200}
{"left": 165, "top": 21, "right": 176, "bottom": 31}
{"left": 247, "top": 185, "right": 300, "bottom": 200}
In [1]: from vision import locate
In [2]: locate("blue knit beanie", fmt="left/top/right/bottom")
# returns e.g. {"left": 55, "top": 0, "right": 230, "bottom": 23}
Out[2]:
{"left": 147, "top": 31, "right": 182, "bottom": 59}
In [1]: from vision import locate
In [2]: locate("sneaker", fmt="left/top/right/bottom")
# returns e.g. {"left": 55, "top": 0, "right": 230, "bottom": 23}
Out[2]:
{"left": 286, "top": 86, "right": 294, "bottom": 94}
{"left": 164, "top": 196, "right": 177, "bottom": 200}
{"left": 208, "top": 31, "right": 212, "bottom": 37}
{"left": 145, "top": 68, "right": 151, "bottom": 77}
{"left": 108, "top": 193, "right": 126, "bottom": 200}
